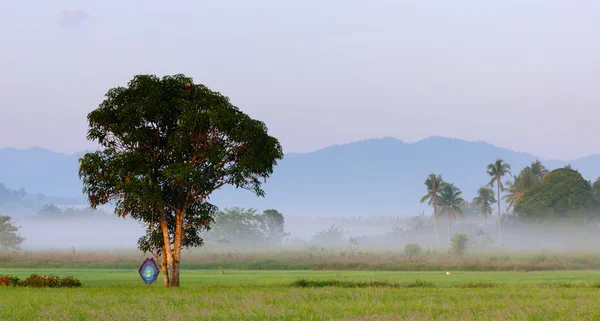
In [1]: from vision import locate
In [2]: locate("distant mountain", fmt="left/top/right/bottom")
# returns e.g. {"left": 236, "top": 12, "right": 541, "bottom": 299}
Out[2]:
{"left": 0, "top": 147, "right": 84, "bottom": 198}
{"left": 0, "top": 181, "right": 84, "bottom": 214}
{"left": 1, "top": 137, "right": 599, "bottom": 216}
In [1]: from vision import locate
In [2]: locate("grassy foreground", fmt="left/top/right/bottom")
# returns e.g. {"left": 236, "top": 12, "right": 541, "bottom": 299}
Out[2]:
{"left": 2, "top": 269, "right": 600, "bottom": 320}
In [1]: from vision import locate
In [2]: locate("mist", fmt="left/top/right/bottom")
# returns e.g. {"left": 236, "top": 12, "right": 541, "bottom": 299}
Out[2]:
{"left": 9, "top": 207, "right": 600, "bottom": 254}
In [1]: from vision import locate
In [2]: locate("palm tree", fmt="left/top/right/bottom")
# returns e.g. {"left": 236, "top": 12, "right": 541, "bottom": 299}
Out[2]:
{"left": 502, "top": 167, "right": 539, "bottom": 211}
{"left": 437, "top": 183, "right": 465, "bottom": 243}
{"left": 472, "top": 187, "right": 496, "bottom": 222}
{"left": 419, "top": 174, "right": 444, "bottom": 245}
{"left": 528, "top": 160, "right": 549, "bottom": 181}
{"left": 487, "top": 158, "right": 511, "bottom": 243}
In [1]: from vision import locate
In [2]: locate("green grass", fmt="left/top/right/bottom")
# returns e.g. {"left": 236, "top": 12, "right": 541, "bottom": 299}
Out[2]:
{"left": 3, "top": 269, "right": 600, "bottom": 320}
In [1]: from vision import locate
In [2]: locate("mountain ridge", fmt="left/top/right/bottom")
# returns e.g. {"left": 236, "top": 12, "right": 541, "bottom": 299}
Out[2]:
{"left": 1, "top": 136, "right": 598, "bottom": 216}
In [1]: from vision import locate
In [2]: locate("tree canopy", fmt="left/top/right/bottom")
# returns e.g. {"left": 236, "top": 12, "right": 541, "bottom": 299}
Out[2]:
{"left": 0, "top": 216, "right": 25, "bottom": 250}
{"left": 514, "top": 168, "right": 597, "bottom": 221}
{"left": 78, "top": 74, "right": 283, "bottom": 287}
{"left": 472, "top": 187, "right": 496, "bottom": 220}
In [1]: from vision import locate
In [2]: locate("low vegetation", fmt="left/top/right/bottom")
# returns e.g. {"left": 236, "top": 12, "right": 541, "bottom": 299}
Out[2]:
{"left": 4, "top": 249, "right": 600, "bottom": 272}
{"left": 0, "top": 273, "right": 81, "bottom": 288}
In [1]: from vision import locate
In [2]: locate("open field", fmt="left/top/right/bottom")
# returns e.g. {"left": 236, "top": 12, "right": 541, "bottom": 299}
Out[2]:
{"left": 4, "top": 249, "right": 600, "bottom": 271}
{"left": 3, "top": 269, "right": 600, "bottom": 320}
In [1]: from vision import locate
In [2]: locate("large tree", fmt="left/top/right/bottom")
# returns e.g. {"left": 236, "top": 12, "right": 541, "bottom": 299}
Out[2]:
{"left": 79, "top": 74, "right": 283, "bottom": 287}
{"left": 472, "top": 187, "right": 496, "bottom": 222}
{"left": 259, "top": 209, "right": 287, "bottom": 246}
{"left": 0, "top": 215, "right": 25, "bottom": 250}
{"left": 514, "top": 168, "right": 597, "bottom": 221}
{"left": 419, "top": 174, "right": 444, "bottom": 245}
{"left": 487, "top": 158, "right": 511, "bottom": 243}
{"left": 209, "top": 207, "right": 265, "bottom": 245}
{"left": 436, "top": 183, "right": 464, "bottom": 243}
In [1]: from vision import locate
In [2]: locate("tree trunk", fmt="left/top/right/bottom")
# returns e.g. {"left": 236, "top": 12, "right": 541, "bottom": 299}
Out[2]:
{"left": 447, "top": 209, "right": 451, "bottom": 244}
{"left": 433, "top": 198, "right": 439, "bottom": 246}
{"left": 160, "top": 243, "right": 169, "bottom": 287}
{"left": 158, "top": 207, "right": 174, "bottom": 287}
{"left": 169, "top": 210, "right": 185, "bottom": 287}
{"left": 497, "top": 181, "right": 502, "bottom": 244}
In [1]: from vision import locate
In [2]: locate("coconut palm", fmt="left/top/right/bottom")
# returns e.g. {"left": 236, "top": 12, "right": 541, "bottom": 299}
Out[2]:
{"left": 502, "top": 167, "right": 539, "bottom": 211}
{"left": 419, "top": 174, "right": 444, "bottom": 245}
{"left": 529, "top": 160, "right": 549, "bottom": 181}
{"left": 472, "top": 187, "right": 496, "bottom": 222}
{"left": 437, "top": 183, "right": 465, "bottom": 243}
{"left": 487, "top": 158, "right": 511, "bottom": 243}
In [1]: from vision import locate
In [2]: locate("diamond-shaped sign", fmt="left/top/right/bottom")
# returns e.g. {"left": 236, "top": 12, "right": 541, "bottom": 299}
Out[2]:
{"left": 138, "top": 258, "right": 160, "bottom": 285}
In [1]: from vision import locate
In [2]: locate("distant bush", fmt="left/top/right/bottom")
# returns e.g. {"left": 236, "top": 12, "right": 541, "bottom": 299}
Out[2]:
{"left": 449, "top": 233, "right": 469, "bottom": 256}
{"left": 404, "top": 244, "right": 422, "bottom": 258}
{"left": 0, "top": 274, "right": 82, "bottom": 288}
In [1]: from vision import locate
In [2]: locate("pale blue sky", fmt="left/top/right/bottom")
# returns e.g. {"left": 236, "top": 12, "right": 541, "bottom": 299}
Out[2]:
{"left": 1, "top": 0, "right": 599, "bottom": 160}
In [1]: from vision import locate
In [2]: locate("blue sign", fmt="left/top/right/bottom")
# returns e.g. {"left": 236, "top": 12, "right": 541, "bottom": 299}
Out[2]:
{"left": 138, "top": 258, "right": 160, "bottom": 285}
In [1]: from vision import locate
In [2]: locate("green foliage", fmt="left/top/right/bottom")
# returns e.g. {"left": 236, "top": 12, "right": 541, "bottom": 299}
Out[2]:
{"left": 38, "top": 204, "right": 63, "bottom": 216}
{"left": 0, "top": 216, "right": 25, "bottom": 250}
{"left": 449, "top": 233, "right": 469, "bottom": 256}
{"left": 486, "top": 158, "right": 511, "bottom": 190}
{"left": 204, "top": 208, "right": 287, "bottom": 247}
{"left": 405, "top": 213, "right": 433, "bottom": 232}
{"left": 35, "top": 204, "right": 105, "bottom": 218}
{"left": 472, "top": 187, "right": 496, "bottom": 219}
{"left": 514, "top": 168, "right": 597, "bottom": 220}
{"left": 208, "top": 207, "right": 263, "bottom": 244}
{"left": 312, "top": 224, "right": 345, "bottom": 244}
{"left": 259, "top": 209, "right": 287, "bottom": 246}
{"left": 529, "top": 159, "right": 549, "bottom": 180}
{"left": 0, "top": 274, "right": 82, "bottom": 288}
{"left": 437, "top": 183, "right": 465, "bottom": 221}
{"left": 593, "top": 177, "right": 600, "bottom": 203}
{"left": 404, "top": 244, "right": 422, "bottom": 257}
{"left": 503, "top": 167, "right": 541, "bottom": 211}
{"left": 420, "top": 174, "right": 444, "bottom": 207}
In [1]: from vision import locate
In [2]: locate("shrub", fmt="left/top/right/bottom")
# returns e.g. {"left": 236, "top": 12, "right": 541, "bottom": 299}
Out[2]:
{"left": 404, "top": 244, "right": 422, "bottom": 258}
{"left": 0, "top": 275, "right": 20, "bottom": 287}
{"left": 449, "top": 233, "right": 469, "bottom": 256}
{"left": 0, "top": 274, "right": 82, "bottom": 288}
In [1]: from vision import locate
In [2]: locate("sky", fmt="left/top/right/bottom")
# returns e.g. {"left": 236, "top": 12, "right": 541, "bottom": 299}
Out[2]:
{"left": 1, "top": 0, "right": 599, "bottom": 161}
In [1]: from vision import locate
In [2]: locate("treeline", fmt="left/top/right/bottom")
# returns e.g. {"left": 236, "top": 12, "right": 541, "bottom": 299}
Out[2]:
{"left": 420, "top": 158, "right": 600, "bottom": 246}
{"left": 205, "top": 208, "right": 288, "bottom": 247}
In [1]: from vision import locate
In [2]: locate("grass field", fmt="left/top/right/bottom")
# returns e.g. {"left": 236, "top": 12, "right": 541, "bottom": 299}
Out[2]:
{"left": 3, "top": 269, "right": 600, "bottom": 320}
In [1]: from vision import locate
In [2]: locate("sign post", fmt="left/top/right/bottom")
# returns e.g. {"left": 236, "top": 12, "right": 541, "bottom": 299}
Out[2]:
{"left": 138, "top": 257, "right": 160, "bottom": 285}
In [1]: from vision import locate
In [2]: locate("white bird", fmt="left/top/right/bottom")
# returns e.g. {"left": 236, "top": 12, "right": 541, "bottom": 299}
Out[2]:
{"left": 446, "top": 272, "right": 451, "bottom": 275}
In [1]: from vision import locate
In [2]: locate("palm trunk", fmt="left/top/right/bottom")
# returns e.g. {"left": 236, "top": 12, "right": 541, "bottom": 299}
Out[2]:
{"left": 433, "top": 198, "right": 439, "bottom": 246}
{"left": 447, "top": 209, "right": 451, "bottom": 244}
{"left": 497, "top": 181, "right": 502, "bottom": 244}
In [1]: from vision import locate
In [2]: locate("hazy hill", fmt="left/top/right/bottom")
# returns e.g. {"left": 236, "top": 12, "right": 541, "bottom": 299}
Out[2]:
{"left": 1, "top": 137, "right": 599, "bottom": 216}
